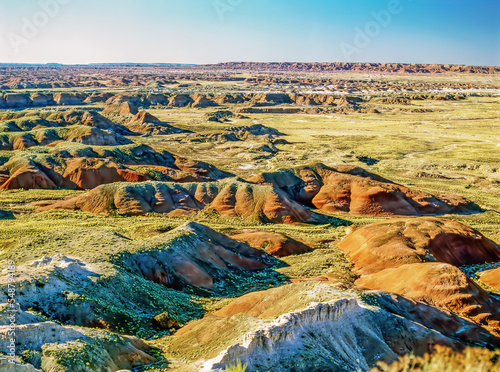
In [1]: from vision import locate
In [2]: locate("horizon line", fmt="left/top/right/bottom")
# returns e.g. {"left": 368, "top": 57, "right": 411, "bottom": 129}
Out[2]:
{"left": 1, "top": 61, "right": 499, "bottom": 68}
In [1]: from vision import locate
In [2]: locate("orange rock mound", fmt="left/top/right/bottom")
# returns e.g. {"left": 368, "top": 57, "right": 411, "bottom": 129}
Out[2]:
{"left": 480, "top": 267, "right": 500, "bottom": 290}
{"left": 248, "top": 164, "right": 480, "bottom": 216}
{"left": 356, "top": 262, "right": 500, "bottom": 335}
{"left": 230, "top": 230, "right": 313, "bottom": 257}
{"left": 338, "top": 217, "right": 500, "bottom": 275}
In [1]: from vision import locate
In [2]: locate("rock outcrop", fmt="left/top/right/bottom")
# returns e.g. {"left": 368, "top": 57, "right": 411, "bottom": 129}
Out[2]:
{"left": 167, "top": 289, "right": 460, "bottom": 372}
{"left": 192, "top": 94, "right": 218, "bottom": 108}
{"left": 204, "top": 299, "right": 456, "bottom": 372}
{"left": 211, "top": 61, "right": 500, "bottom": 74}
{"left": 102, "top": 102, "right": 139, "bottom": 119}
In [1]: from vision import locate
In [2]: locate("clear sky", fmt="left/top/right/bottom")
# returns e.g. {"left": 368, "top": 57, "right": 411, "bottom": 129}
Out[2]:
{"left": 0, "top": 0, "right": 498, "bottom": 66}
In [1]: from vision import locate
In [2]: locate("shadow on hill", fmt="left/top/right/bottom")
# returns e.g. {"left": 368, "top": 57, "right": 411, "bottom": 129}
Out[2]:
{"left": 109, "top": 222, "right": 290, "bottom": 298}
{"left": 0, "top": 210, "right": 14, "bottom": 220}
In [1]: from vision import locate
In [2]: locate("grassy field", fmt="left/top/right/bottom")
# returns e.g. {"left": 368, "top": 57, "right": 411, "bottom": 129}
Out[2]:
{"left": 132, "top": 95, "right": 500, "bottom": 240}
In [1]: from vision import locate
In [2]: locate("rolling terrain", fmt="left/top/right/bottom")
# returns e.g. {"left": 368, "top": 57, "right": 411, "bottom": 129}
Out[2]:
{"left": 0, "top": 63, "right": 499, "bottom": 372}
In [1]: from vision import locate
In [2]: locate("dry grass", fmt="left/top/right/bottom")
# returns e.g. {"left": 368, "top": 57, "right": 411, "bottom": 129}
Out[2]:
{"left": 371, "top": 345, "right": 500, "bottom": 372}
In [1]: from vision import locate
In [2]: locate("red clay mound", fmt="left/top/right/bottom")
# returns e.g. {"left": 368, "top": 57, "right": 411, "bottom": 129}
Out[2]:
{"left": 115, "top": 222, "right": 272, "bottom": 293}
{"left": 248, "top": 163, "right": 480, "bottom": 216}
{"left": 480, "top": 267, "right": 500, "bottom": 290}
{"left": 230, "top": 230, "right": 313, "bottom": 257}
{"left": 356, "top": 262, "right": 500, "bottom": 334}
{"left": 338, "top": 217, "right": 500, "bottom": 275}
{"left": 1, "top": 144, "right": 233, "bottom": 190}
{"left": 1, "top": 164, "right": 57, "bottom": 189}
{"left": 0, "top": 166, "right": 9, "bottom": 185}
{"left": 129, "top": 110, "right": 160, "bottom": 124}
{"left": 60, "top": 158, "right": 150, "bottom": 189}
{"left": 38, "top": 180, "right": 329, "bottom": 223}
{"left": 53, "top": 92, "right": 84, "bottom": 105}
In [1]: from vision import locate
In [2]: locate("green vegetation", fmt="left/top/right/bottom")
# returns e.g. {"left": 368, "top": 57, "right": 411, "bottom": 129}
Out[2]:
{"left": 371, "top": 346, "right": 500, "bottom": 372}
{"left": 225, "top": 360, "right": 248, "bottom": 372}
{"left": 1, "top": 73, "right": 499, "bottom": 372}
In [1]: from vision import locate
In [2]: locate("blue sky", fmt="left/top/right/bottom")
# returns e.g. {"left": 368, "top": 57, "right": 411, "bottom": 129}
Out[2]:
{"left": 0, "top": 0, "right": 498, "bottom": 65}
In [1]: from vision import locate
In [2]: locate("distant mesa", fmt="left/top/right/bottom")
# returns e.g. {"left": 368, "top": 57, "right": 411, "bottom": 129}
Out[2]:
{"left": 211, "top": 61, "right": 500, "bottom": 74}
{"left": 338, "top": 217, "right": 500, "bottom": 275}
{"left": 247, "top": 163, "right": 481, "bottom": 216}
{"left": 38, "top": 179, "right": 330, "bottom": 224}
